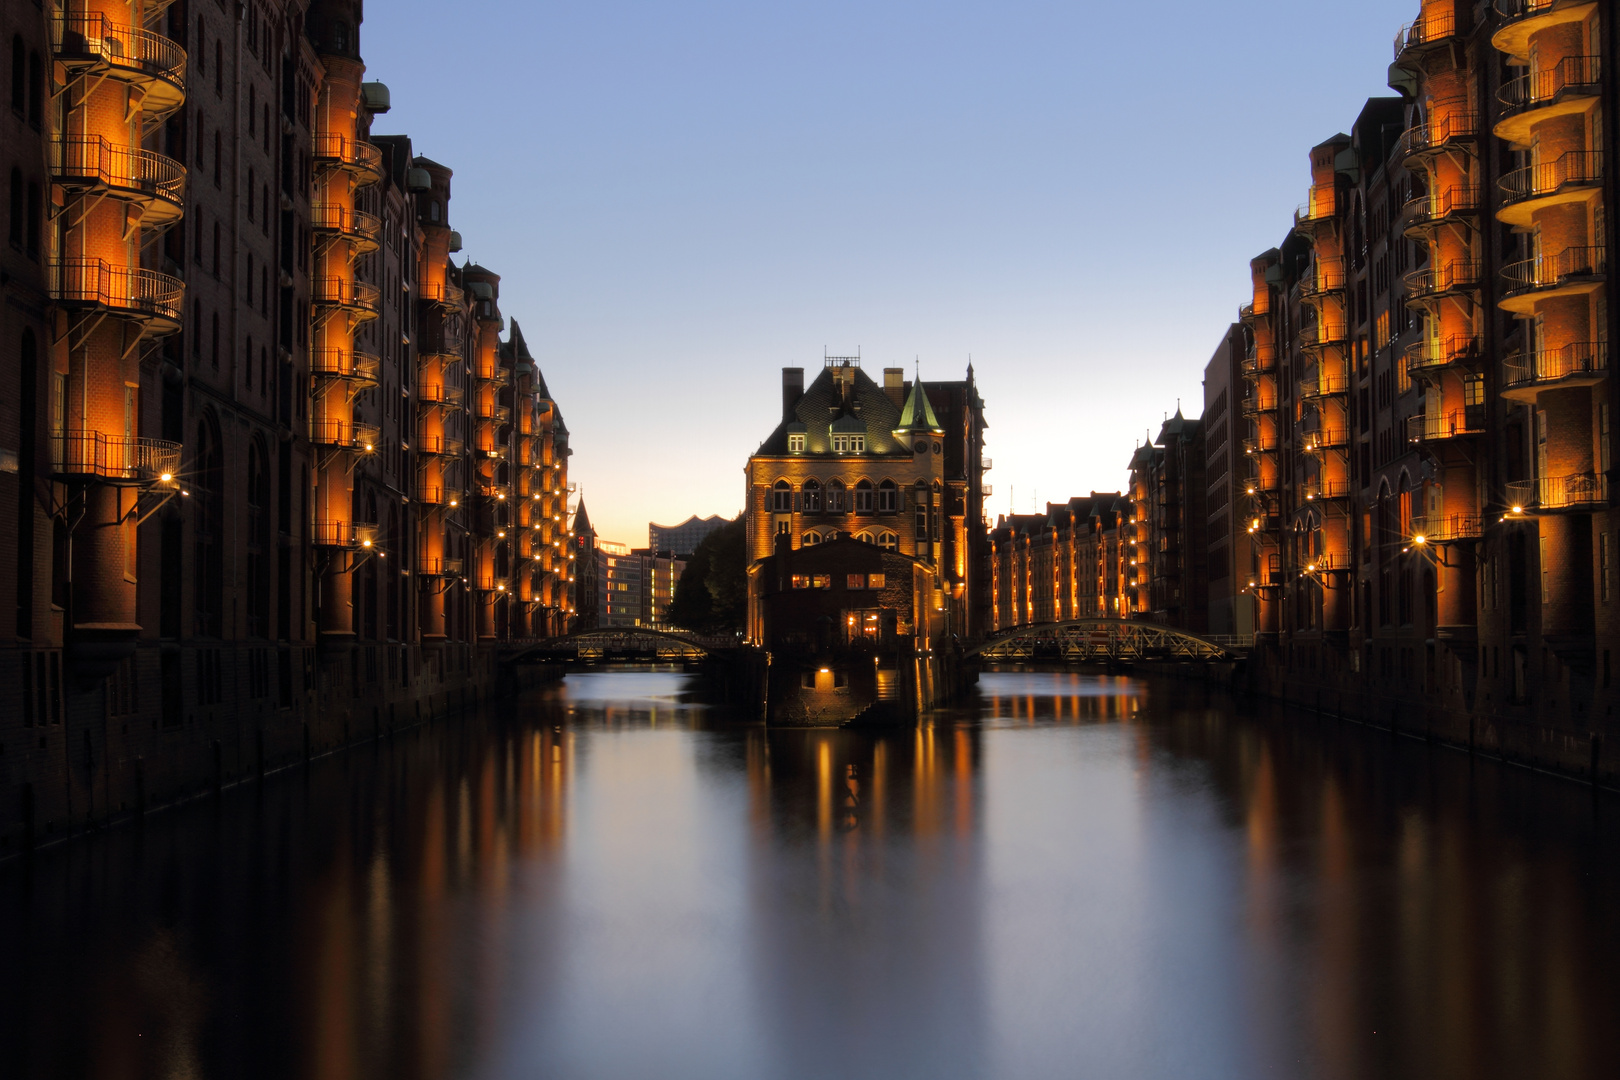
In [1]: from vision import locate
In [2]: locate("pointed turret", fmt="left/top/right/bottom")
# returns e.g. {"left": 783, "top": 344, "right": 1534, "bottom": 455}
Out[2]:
{"left": 572, "top": 496, "right": 593, "bottom": 539}
{"left": 894, "top": 378, "right": 944, "bottom": 436}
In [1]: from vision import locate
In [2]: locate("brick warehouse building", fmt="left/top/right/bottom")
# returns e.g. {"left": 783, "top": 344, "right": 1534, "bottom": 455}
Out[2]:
{"left": 0, "top": 1, "right": 576, "bottom": 850}
{"left": 1217, "top": 0, "right": 1620, "bottom": 782}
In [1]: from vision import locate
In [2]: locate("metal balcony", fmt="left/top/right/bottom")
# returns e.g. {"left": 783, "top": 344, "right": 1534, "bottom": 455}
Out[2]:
{"left": 1402, "top": 186, "right": 1483, "bottom": 235}
{"left": 1300, "top": 427, "right": 1349, "bottom": 454}
{"left": 1502, "top": 341, "right": 1607, "bottom": 400}
{"left": 50, "top": 137, "right": 187, "bottom": 228}
{"left": 1506, "top": 472, "right": 1609, "bottom": 512}
{"left": 50, "top": 433, "right": 181, "bottom": 485}
{"left": 1300, "top": 258, "right": 1346, "bottom": 301}
{"left": 309, "top": 419, "right": 381, "bottom": 453}
{"left": 1394, "top": 9, "right": 1458, "bottom": 62}
{"left": 1500, "top": 245, "right": 1605, "bottom": 313}
{"left": 416, "top": 433, "right": 464, "bottom": 458}
{"left": 1296, "top": 324, "right": 1349, "bottom": 354}
{"left": 1299, "top": 371, "right": 1349, "bottom": 402}
{"left": 1499, "top": 150, "right": 1604, "bottom": 225}
{"left": 1240, "top": 393, "right": 1278, "bottom": 417}
{"left": 311, "top": 277, "right": 380, "bottom": 318}
{"left": 50, "top": 13, "right": 187, "bottom": 117}
{"left": 1407, "top": 335, "right": 1482, "bottom": 376}
{"left": 418, "top": 382, "right": 464, "bottom": 410}
{"left": 1242, "top": 435, "right": 1278, "bottom": 456}
{"left": 1293, "top": 185, "right": 1337, "bottom": 232}
{"left": 418, "top": 556, "right": 465, "bottom": 577}
{"left": 51, "top": 258, "right": 183, "bottom": 333}
{"left": 1408, "top": 409, "right": 1486, "bottom": 444}
{"left": 311, "top": 204, "right": 383, "bottom": 254}
{"left": 419, "top": 281, "right": 465, "bottom": 311}
{"left": 310, "top": 520, "right": 378, "bottom": 549}
{"left": 309, "top": 349, "right": 381, "bottom": 387}
{"left": 311, "top": 133, "right": 384, "bottom": 186}
{"left": 1409, "top": 514, "right": 1485, "bottom": 544}
{"left": 1498, "top": 55, "right": 1602, "bottom": 137}
{"left": 1242, "top": 342, "right": 1277, "bottom": 375}
{"left": 1394, "top": 111, "right": 1480, "bottom": 162}
{"left": 1404, "top": 260, "right": 1483, "bottom": 304}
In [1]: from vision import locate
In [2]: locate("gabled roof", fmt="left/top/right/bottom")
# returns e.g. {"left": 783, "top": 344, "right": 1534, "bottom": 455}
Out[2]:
{"left": 573, "top": 497, "right": 593, "bottom": 537}
{"left": 754, "top": 365, "right": 910, "bottom": 456}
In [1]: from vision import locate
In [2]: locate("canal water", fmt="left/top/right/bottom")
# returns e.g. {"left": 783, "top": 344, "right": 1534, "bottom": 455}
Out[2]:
{"left": 3, "top": 670, "right": 1620, "bottom": 1080}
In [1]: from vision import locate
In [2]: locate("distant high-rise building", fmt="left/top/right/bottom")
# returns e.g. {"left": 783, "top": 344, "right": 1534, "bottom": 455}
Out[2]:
{"left": 649, "top": 515, "right": 732, "bottom": 557}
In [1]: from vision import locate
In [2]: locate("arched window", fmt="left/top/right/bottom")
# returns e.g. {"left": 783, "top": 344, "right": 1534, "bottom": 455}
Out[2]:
{"left": 246, "top": 441, "right": 270, "bottom": 637}
{"left": 193, "top": 416, "right": 225, "bottom": 636}
{"left": 335, "top": 22, "right": 350, "bottom": 52}
{"left": 878, "top": 531, "right": 899, "bottom": 552}
{"left": 803, "top": 531, "right": 821, "bottom": 546}
{"left": 878, "top": 479, "right": 898, "bottom": 513}
{"left": 27, "top": 50, "right": 41, "bottom": 129}
{"left": 7, "top": 167, "right": 20, "bottom": 246}
{"left": 855, "top": 532, "right": 874, "bottom": 544}
{"left": 429, "top": 200, "right": 441, "bottom": 223}
{"left": 827, "top": 478, "right": 846, "bottom": 513}
{"left": 771, "top": 480, "right": 792, "bottom": 512}
{"left": 802, "top": 478, "right": 822, "bottom": 513}
{"left": 10, "top": 36, "right": 22, "bottom": 112}
{"left": 853, "top": 479, "right": 873, "bottom": 513}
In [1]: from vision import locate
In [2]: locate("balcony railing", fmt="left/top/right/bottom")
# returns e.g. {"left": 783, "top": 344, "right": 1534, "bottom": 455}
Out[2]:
{"left": 1394, "top": 10, "right": 1457, "bottom": 60}
{"left": 1499, "top": 54, "right": 1602, "bottom": 115}
{"left": 1240, "top": 394, "right": 1278, "bottom": 416}
{"left": 311, "top": 277, "right": 380, "bottom": 314}
{"left": 311, "top": 520, "right": 362, "bottom": 548}
{"left": 1296, "top": 324, "right": 1348, "bottom": 351}
{"left": 1500, "top": 150, "right": 1604, "bottom": 208}
{"left": 1495, "top": 0, "right": 1568, "bottom": 20}
{"left": 1409, "top": 514, "right": 1485, "bottom": 543}
{"left": 1299, "top": 371, "right": 1349, "bottom": 401}
{"left": 1405, "top": 260, "right": 1484, "bottom": 301}
{"left": 50, "top": 137, "right": 186, "bottom": 221}
{"left": 49, "top": 13, "right": 187, "bottom": 113}
{"left": 51, "top": 258, "right": 184, "bottom": 327}
{"left": 419, "top": 281, "right": 465, "bottom": 309}
{"left": 1403, "top": 186, "right": 1483, "bottom": 230}
{"left": 1503, "top": 341, "right": 1608, "bottom": 392}
{"left": 1394, "top": 111, "right": 1480, "bottom": 159}
{"left": 1300, "top": 427, "right": 1348, "bottom": 453}
{"left": 1301, "top": 257, "right": 1346, "bottom": 298}
{"left": 1300, "top": 478, "right": 1352, "bottom": 501}
{"left": 310, "top": 203, "right": 383, "bottom": 250}
{"left": 1506, "top": 473, "right": 1609, "bottom": 511}
{"left": 475, "top": 577, "right": 513, "bottom": 593}
{"left": 1408, "top": 409, "right": 1486, "bottom": 443}
{"left": 1242, "top": 435, "right": 1278, "bottom": 455}
{"left": 309, "top": 419, "right": 381, "bottom": 452}
{"left": 1501, "top": 245, "right": 1605, "bottom": 296}
{"left": 418, "top": 382, "right": 464, "bottom": 409}
{"left": 416, "top": 433, "right": 463, "bottom": 457}
{"left": 1242, "top": 342, "right": 1278, "bottom": 374}
{"left": 1294, "top": 185, "right": 1337, "bottom": 229}
{"left": 1407, "top": 335, "right": 1481, "bottom": 374}
{"left": 50, "top": 433, "right": 181, "bottom": 484}
{"left": 418, "top": 556, "right": 465, "bottom": 577}
{"left": 310, "top": 134, "right": 384, "bottom": 181}
{"left": 309, "top": 348, "right": 381, "bottom": 385}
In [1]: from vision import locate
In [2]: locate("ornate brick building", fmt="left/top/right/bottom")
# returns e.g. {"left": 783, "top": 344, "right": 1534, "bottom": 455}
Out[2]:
{"left": 0, "top": 1, "right": 575, "bottom": 849}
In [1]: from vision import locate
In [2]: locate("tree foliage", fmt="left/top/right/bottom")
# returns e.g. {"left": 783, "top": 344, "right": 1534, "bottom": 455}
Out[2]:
{"left": 667, "top": 517, "right": 747, "bottom": 634}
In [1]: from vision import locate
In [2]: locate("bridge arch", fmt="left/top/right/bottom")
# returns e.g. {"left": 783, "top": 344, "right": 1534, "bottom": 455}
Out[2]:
{"left": 967, "top": 619, "right": 1240, "bottom": 662}
{"left": 509, "top": 627, "right": 726, "bottom": 663}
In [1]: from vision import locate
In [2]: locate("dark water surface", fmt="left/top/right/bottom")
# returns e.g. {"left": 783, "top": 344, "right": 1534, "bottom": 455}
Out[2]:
{"left": 4, "top": 670, "right": 1620, "bottom": 1079}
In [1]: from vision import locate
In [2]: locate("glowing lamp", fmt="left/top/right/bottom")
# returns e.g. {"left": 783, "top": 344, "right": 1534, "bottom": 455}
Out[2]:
{"left": 160, "top": 472, "right": 173, "bottom": 483}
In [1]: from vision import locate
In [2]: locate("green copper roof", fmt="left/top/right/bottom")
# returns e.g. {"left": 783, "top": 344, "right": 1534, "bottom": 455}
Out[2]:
{"left": 895, "top": 380, "right": 943, "bottom": 435}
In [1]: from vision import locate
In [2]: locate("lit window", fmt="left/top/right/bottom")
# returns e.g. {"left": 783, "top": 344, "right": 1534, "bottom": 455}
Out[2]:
{"left": 792, "top": 574, "right": 811, "bottom": 590}
{"left": 811, "top": 575, "right": 832, "bottom": 589}
{"left": 847, "top": 574, "right": 865, "bottom": 590}
{"left": 868, "top": 573, "right": 886, "bottom": 588}
{"left": 788, "top": 433, "right": 805, "bottom": 453}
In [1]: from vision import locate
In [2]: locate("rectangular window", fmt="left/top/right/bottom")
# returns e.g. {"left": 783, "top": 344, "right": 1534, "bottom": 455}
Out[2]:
{"left": 868, "top": 573, "right": 886, "bottom": 589}
{"left": 849, "top": 435, "right": 865, "bottom": 453}
{"left": 811, "top": 574, "right": 831, "bottom": 589}
{"left": 1603, "top": 532, "right": 1612, "bottom": 603}
{"left": 846, "top": 574, "right": 865, "bottom": 590}
{"left": 788, "top": 433, "right": 805, "bottom": 453}
{"left": 831, "top": 435, "right": 848, "bottom": 453}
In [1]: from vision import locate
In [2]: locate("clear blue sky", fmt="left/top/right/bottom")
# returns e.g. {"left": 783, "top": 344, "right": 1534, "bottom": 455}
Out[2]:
{"left": 366, "top": 0, "right": 1416, "bottom": 546}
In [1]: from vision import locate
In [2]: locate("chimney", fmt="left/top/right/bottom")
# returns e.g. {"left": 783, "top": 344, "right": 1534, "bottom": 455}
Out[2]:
{"left": 884, "top": 368, "right": 905, "bottom": 407}
{"left": 782, "top": 367, "right": 804, "bottom": 421}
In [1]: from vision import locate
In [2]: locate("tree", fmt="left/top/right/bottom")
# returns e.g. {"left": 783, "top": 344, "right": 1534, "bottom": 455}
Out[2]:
{"left": 668, "top": 517, "right": 746, "bottom": 634}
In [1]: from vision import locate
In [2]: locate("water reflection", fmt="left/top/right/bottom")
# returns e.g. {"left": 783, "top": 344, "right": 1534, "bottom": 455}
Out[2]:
{"left": 1, "top": 669, "right": 1618, "bottom": 1079}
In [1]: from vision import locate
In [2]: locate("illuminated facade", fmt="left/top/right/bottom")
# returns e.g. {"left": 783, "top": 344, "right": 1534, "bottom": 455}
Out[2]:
{"left": 988, "top": 494, "right": 1131, "bottom": 630}
{"left": 1221, "top": 0, "right": 1620, "bottom": 780}
{"left": 0, "top": 1, "right": 574, "bottom": 850}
